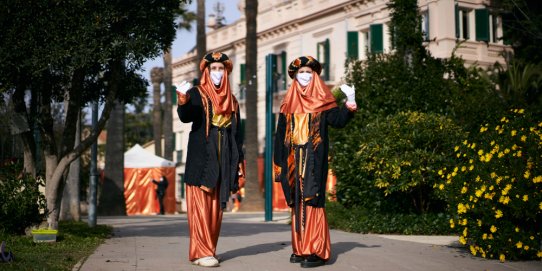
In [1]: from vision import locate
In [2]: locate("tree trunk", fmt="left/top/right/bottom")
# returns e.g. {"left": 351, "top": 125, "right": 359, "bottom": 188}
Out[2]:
{"left": 60, "top": 109, "right": 81, "bottom": 221}
{"left": 151, "top": 67, "right": 163, "bottom": 157}
{"left": 163, "top": 50, "right": 174, "bottom": 161}
{"left": 196, "top": 0, "right": 206, "bottom": 79}
{"left": 241, "top": 0, "right": 264, "bottom": 211}
{"left": 98, "top": 100, "right": 126, "bottom": 216}
{"left": 12, "top": 86, "right": 36, "bottom": 177}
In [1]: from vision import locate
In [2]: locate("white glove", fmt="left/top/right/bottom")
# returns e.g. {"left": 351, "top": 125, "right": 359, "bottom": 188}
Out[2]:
{"left": 175, "top": 80, "right": 192, "bottom": 95}
{"left": 340, "top": 84, "right": 356, "bottom": 103}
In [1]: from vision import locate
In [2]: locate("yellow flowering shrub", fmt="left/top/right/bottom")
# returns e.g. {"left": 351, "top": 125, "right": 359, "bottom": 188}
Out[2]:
{"left": 439, "top": 109, "right": 541, "bottom": 261}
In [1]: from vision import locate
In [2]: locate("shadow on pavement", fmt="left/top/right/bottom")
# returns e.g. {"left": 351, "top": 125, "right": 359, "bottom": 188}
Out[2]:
{"left": 327, "top": 241, "right": 381, "bottom": 264}
{"left": 219, "top": 241, "right": 290, "bottom": 261}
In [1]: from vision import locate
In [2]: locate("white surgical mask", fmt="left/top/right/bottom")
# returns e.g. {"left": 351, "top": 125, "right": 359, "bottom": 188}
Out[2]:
{"left": 296, "top": 72, "right": 312, "bottom": 87}
{"left": 210, "top": 71, "right": 224, "bottom": 85}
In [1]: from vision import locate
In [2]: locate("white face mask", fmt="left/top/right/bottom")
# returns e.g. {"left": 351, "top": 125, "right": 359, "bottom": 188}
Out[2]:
{"left": 296, "top": 72, "right": 312, "bottom": 87}
{"left": 210, "top": 71, "right": 224, "bottom": 85}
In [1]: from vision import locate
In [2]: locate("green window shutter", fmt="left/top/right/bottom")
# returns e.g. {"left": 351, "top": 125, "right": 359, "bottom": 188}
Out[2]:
{"left": 347, "top": 31, "right": 359, "bottom": 59}
{"left": 171, "top": 86, "right": 177, "bottom": 105}
{"left": 324, "top": 39, "right": 330, "bottom": 80}
{"left": 281, "top": 51, "right": 287, "bottom": 87}
{"left": 240, "top": 63, "right": 246, "bottom": 84}
{"left": 455, "top": 4, "right": 460, "bottom": 39}
{"left": 475, "top": 9, "right": 489, "bottom": 42}
{"left": 370, "top": 24, "right": 383, "bottom": 53}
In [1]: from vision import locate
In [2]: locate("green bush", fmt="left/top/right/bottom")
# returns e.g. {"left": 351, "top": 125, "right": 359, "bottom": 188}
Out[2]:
{"left": 333, "top": 111, "right": 465, "bottom": 214}
{"left": 0, "top": 160, "right": 47, "bottom": 235}
{"left": 438, "top": 109, "right": 541, "bottom": 261}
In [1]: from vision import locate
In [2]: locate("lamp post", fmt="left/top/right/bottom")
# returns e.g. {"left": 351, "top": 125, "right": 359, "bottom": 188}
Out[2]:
{"left": 88, "top": 101, "right": 98, "bottom": 227}
{"left": 264, "top": 54, "right": 277, "bottom": 221}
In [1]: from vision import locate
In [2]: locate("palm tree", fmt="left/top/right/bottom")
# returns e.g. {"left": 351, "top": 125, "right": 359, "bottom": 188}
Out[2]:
{"left": 242, "top": 0, "right": 264, "bottom": 211}
{"left": 196, "top": 0, "right": 206, "bottom": 79}
{"left": 151, "top": 67, "right": 164, "bottom": 157}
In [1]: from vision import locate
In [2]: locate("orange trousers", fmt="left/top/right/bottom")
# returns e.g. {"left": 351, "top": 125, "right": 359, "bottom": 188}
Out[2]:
{"left": 186, "top": 184, "right": 223, "bottom": 261}
{"left": 290, "top": 205, "right": 331, "bottom": 261}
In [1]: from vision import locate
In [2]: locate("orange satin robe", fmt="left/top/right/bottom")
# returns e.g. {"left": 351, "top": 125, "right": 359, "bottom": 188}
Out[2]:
{"left": 290, "top": 113, "right": 331, "bottom": 261}
{"left": 187, "top": 111, "right": 231, "bottom": 261}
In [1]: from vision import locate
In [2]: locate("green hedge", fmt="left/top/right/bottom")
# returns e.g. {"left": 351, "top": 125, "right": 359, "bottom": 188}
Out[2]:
{"left": 438, "top": 109, "right": 541, "bottom": 261}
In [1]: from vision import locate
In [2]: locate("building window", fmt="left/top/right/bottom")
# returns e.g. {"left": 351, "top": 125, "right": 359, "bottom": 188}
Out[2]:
{"left": 317, "top": 39, "right": 330, "bottom": 81}
{"left": 421, "top": 10, "right": 430, "bottom": 41}
{"left": 455, "top": 6, "right": 471, "bottom": 40}
{"left": 361, "top": 30, "right": 370, "bottom": 59}
{"left": 238, "top": 63, "right": 246, "bottom": 100}
{"left": 490, "top": 14, "right": 502, "bottom": 44}
{"left": 277, "top": 51, "right": 287, "bottom": 91}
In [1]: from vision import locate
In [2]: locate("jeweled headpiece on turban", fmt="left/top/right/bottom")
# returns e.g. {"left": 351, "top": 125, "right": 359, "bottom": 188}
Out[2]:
{"left": 199, "top": 52, "right": 233, "bottom": 73}
{"left": 287, "top": 56, "right": 322, "bottom": 79}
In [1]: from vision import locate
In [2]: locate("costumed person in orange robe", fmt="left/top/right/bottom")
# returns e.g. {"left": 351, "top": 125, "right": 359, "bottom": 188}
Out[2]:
{"left": 175, "top": 52, "right": 245, "bottom": 267}
{"left": 273, "top": 56, "right": 357, "bottom": 268}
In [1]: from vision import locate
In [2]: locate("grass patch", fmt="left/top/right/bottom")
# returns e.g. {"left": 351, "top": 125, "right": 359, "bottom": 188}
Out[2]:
{"left": 327, "top": 201, "right": 456, "bottom": 235}
{"left": 0, "top": 221, "right": 112, "bottom": 271}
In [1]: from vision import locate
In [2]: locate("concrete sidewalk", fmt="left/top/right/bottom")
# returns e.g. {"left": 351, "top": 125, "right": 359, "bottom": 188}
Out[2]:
{"left": 74, "top": 212, "right": 541, "bottom": 271}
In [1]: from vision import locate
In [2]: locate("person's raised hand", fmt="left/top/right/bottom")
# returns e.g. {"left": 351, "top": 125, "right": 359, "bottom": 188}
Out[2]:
{"left": 339, "top": 84, "right": 356, "bottom": 103}
{"left": 175, "top": 80, "right": 192, "bottom": 95}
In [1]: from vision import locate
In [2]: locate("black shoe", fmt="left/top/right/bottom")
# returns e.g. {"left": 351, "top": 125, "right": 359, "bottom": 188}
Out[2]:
{"left": 300, "top": 254, "right": 325, "bottom": 268}
{"left": 290, "top": 254, "right": 304, "bottom": 263}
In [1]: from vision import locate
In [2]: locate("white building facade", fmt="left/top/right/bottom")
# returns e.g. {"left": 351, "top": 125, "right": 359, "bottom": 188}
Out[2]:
{"left": 171, "top": 0, "right": 510, "bottom": 202}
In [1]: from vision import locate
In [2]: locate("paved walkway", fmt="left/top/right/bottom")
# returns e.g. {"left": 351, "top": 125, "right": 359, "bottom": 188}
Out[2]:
{"left": 75, "top": 212, "right": 541, "bottom": 271}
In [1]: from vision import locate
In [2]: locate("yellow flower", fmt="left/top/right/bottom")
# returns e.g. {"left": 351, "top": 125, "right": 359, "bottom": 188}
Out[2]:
{"left": 475, "top": 190, "right": 483, "bottom": 198}
{"left": 480, "top": 126, "right": 487, "bottom": 133}
{"left": 538, "top": 251, "right": 542, "bottom": 258}
{"left": 457, "top": 203, "right": 467, "bottom": 214}
{"left": 478, "top": 149, "right": 484, "bottom": 156}
{"left": 524, "top": 246, "right": 530, "bottom": 251}
{"left": 490, "top": 225, "right": 497, "bottom": 233}
{"left": 469, "top": 165, "right": 474, "bottom": 171}
{"left": 482, "top": 233, "right": 487, "bottom": 240}
{"left": 539, "top": 202, "right": 542, "bottom": 210}
{"left": 499, "top": 254, "right": 505, "bottom": 262}
{"left": 449, "top": 219, "right": 455, "bottom": 228}
{"left": 524, "top": 171, "right": 531, "bottom": 179}
{"left": 516, "top": 241, "right": 523, "bottom": 249}
{"left": 459, "top": 236, "right": 467, "bottom": 245}
{"left": 523, "top": 195, "right": 529, "bottom": 202}
{"left": 438, "top": 169, "right": 444, "bottom": 176}
{"left": 530, "top": 236, "right": 535, "bottom": 240}
{"left": 520, "top": 135, "right": 527, "bottom": 142}
{"left": 511, "top": 130, "right": 517, "bottom": 136}
{"left": 461, "top": 186, "right": 468, "bottom": 194}
{"left": 495, "top": 210, "right": 503, "bottom": 218}
{"left": 518, "top": 109, "right": 524, "bottom": 113}
{"left": 460, "top": 218, "right": 468, "bottom": 226}
{"left": 515, "top": 227, "right": 520, "bottom": 232}
{"left": 469, "top": 159, "right": 474, "bottom": 164}
{"left": 470, "top": 245, "right": 477, "bottom": 255}
{"left": 438, "top": 184, "right": 444, "bottom": 190}
{"left": 454, "top": 146, "right": 459, "bottom": 152}
{"left": 463, "top": 227, "right": 468, "bottom": 236}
